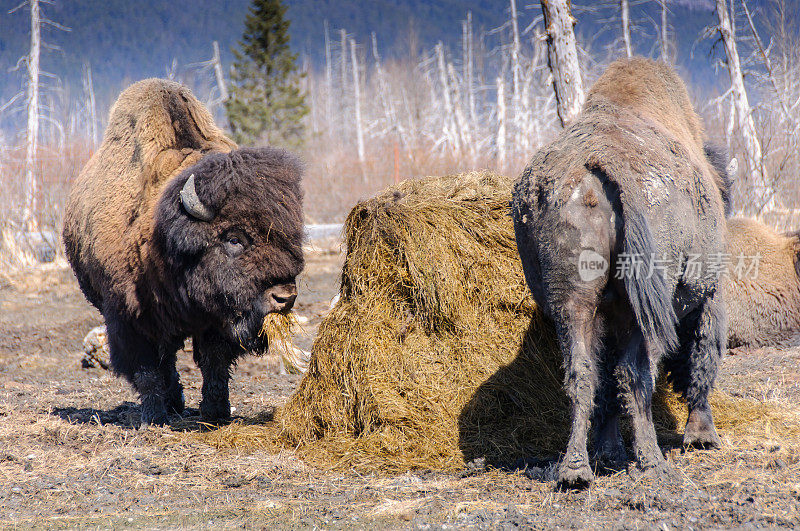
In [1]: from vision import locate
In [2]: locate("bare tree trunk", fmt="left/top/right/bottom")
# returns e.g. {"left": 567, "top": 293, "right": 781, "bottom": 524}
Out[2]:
{"left": 620, "top": 0, "right": 632, "bottom": 58}
{"left": 211, "top": 41, "right": 228, "bottom": 102}
{"left": 540, "top": 0, "right": 585, "bottom": 127}
{"left": 464, "top": 11, "right": 477, "bottom": 127}
{"left": 741, "top": 0, "right": 791, "bottom": 121}
{"left": 23, "top": 0, "right": 41, "bottom": 232}
{"left": 447, "top": 62, "right": 472, "bottom": 156}
{"left": 496, "top": 76, "right": 506, "bottom": 168}
{"left": 510, "top": 0, "right": 523, "bottom": 153}
{"left": 436, "top": 42, "right": 460, "bottom": 153}
{"left": 83, "top": 63, "right": 98, "bottom": 147}
{"left": 521, "top": 63, "right": 533, "bottom": 154}
{"left": 726, "top": 96, "right": 735, "bottom": 152}
{"left": 716, "top": 0, "right": 775, "bottom": 211}
{"left": 340, "top": 29, "right": 347, "bottom": 97}
{"left": 659, "top": 0, "right": 669, "bottom": 61}
{"left": 324, "top": 20, "right": 333, "bottom": 129}
{"left": 372, "top": 33, "right": 407, "bottom": 148}
{"left": 349, "top": 38, "right": 366, "bottom": 175}
{"left": 43, "top": 92, "right": 63, "bottom": 149}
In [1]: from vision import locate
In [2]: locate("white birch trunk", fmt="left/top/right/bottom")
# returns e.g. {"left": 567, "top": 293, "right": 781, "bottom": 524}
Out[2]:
{"left": 447, "top": 62, "right": 472, "bottom": 156}
{"left": 436, "top": 42, "right": 460, "bottom": 153}
{"left": 716, "top": 0, "right": 775, "bottom": 211}
{"left": 83, "top": 63, "right": 98, "bottom": 146}
{"left": 621, "top": 0, "right": 632, "bottom": 58}
{"left": 510, "top": 0, "right": 523, "bottom": 152}
{"left": 464, "top": 12, "right": 477, "bottom": 127}
{"left": 212, "top": 41, "right": 229, "bottom": 102}
{"left": 23, "top": 0, "right": 40, "bottom": 232}
{"left": 324, "top": 20, "right": 333, "bottom": 128}
{"left": 726, "top": 96, "right": 735, "bottom": 152}
{"left": 540, "top": 0, "right": 585, "bottom": 127}
{"left": 372, "top": 33, "right": 407, "bottom": 148}
{"left": 496, "top": 76, "right": 507, "bottom": 167}
{"left": 340, "top": 29, "right": 347, "bottom": 96}
{"left": 741, "top": 0, "right": 791, "bottom": 121}
{"left": 349, "top": 38, "right": 366, "bottom": 172}
{"left": 659, "top": 0, "right": 669, "bottom": 61}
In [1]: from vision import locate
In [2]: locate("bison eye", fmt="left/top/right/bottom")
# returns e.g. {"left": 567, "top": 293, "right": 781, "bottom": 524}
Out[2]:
{"left": 222, "top": 232, "right": 247, "bottom": 256}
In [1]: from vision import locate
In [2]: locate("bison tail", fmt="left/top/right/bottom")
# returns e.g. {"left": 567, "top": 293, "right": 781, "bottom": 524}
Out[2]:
{"left": 620, "top": 204, "right": 679, "bottom": 355}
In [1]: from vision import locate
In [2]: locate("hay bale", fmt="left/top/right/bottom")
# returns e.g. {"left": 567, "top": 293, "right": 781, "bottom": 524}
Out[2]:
{"left": 206, "top": 171, "right": 799, "bottom": 473}
{"left": 274, "top": 172, "right": 670, "bottom": 471}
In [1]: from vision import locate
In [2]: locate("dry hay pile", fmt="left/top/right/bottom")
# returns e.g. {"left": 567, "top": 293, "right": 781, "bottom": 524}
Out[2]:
{"left": 205, "top": 171, "right": 800, "bottom": 473}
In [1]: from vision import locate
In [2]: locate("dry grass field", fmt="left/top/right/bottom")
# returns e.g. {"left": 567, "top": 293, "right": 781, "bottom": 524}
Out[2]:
{"left": 1, "top": 241, "right": 800, "bottom": 529}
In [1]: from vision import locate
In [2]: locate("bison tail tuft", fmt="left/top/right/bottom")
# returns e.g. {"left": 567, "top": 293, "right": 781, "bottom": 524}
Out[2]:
{"left": 620, "top": 205, "right": 679, "bottom": 355}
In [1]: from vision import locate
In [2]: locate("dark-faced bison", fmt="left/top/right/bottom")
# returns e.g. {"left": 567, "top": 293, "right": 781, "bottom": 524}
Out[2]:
{"left": 512, "top": 58, "right": 728, "bottom": 488}
{"left": 63, "top": 79, "right": 304, "bottom": 425}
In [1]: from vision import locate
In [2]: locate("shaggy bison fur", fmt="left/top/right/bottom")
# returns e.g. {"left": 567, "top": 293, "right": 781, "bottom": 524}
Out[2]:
{"left": 725, "top": 218, "right": 800, "bottom": 348}
{"left": 512, "top": 58, "right": 728, "bottom": 488}
{"left": 63, "top": 79, "right": 304, "bottom": 425}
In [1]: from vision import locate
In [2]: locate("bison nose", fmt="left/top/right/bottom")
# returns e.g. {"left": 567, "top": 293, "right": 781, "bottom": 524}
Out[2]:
{"left": 264, "top": 283, "right": 297, "bottom": 313}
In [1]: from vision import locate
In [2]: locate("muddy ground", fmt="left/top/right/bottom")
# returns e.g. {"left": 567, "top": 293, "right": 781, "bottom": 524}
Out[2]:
{"left": 1, "top": 242, "right": 800, "bottom": 529}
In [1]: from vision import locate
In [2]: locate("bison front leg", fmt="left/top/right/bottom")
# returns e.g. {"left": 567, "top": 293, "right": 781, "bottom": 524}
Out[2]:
{"left": 106, "top": 315, "right": 170, "bottom": 426}
{"left": 615, "top": 330, "right": 666, "bottom": 472}
{"left": 556, "top": 309, "right": 602, "bottom": 489}
{"left": 193, "top": 330, "right": 237, "bottom": 423}
{"left": 158, "top": 344, "right": 185, "bottom": 415}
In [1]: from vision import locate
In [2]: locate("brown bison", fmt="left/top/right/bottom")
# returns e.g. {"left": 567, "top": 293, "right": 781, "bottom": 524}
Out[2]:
{"left": 63, "top": 79, "right": 304, "bottom": 425}
{"left": 512, "top": 58, "right": 728, "bottom": 488}
{"left": 725, "top": 218, "right": 800, "bottom": 348}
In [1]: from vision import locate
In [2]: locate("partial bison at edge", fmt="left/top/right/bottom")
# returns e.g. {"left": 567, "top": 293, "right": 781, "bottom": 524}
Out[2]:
{"left": 512, "top": 58, "right": 729, "bottom": 488}
{"left": 62, "top": 79, "right": 304, "bottom": 426}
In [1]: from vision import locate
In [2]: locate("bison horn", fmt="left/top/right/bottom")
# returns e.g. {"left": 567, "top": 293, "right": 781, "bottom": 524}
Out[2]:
{"left": 179, "top": 174, "right": 214, "bottom": 221}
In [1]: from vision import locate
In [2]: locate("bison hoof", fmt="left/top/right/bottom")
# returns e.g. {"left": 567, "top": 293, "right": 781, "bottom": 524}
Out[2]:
{"left": 593, "top": 435, "right": 628, "bottom": 468}
{"left": 628, "top": 459, "right": 671, "bottom": 482}
{"left": 200, "top": 400, "right": 231, "bottom": 424}
{"left": 684, "top": 408, "right": 721, "bottom": 449}
{"left": 140, "top": 407, "right": 169, "bottom": 428}
{"left": 683, "top": 426, "right": 721, "bottom": 449}
{"left": 166, "top": 388, "right": 185, "bottom": 415}
{"left": 557, "top": 453, "right": 594, "bottom": 490}
{"left": 593, "top": 446, "right": 628, "bottom": 469}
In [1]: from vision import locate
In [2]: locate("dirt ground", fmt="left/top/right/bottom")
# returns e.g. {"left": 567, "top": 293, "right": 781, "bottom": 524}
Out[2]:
{"left": 1, "top": 242, "right": 800, "bottom": 529}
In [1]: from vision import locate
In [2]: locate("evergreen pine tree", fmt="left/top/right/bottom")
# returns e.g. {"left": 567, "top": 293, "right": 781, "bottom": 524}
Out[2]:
{"left": 225, "top": 0, "right": 308, "bottom": 147}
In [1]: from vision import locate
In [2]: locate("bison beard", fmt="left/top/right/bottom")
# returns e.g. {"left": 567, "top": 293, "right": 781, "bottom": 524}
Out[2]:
{"left": 63, "top": 80, "right": 304, "bottom": 426}
{"left": 512, "top": 58, "right": 728, "bottom": 489}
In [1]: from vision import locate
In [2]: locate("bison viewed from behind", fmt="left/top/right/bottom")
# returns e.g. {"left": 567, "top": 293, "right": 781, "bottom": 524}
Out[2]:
{"left": 512, "top": 58, "right": 728, "bottom": 488}
{"left": 63, "top": 79, "right": 304, "bottom": 425}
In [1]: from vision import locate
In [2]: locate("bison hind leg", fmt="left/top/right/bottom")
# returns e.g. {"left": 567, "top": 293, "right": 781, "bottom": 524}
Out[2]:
{"left": 666, "top": 292, "right": 725, "bottom": 449}
{"left": 615, "top": 329, "right": 667, "bottom": 472}
{"left": 592, "top": 343, "right": 628, "bottom": 468}
{"left": 554, "top": 303, "right": 607, "bottom": 490}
